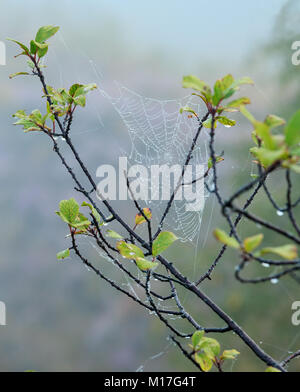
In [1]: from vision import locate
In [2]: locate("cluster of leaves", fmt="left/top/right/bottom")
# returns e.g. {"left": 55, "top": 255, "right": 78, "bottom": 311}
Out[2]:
{"left": 45, "top": 83, "right": 97, "bottom": 118}
{"left": 110, "top": 208, "right": 177, "bottom": 271}
{"left": 241, "top": 106, "right": 300, "bottom": 174}
{"left": 9, "top": 25, "right": 97, "bottom": 131}
{"left": 180, "top": 74, "right": 255, "bottom": 174}
{"left": 55, "top": 198, "right": 95, "bottom": 260}
{"left": 191, "top": 330, "right": 239, "bottom": 372}
{"left": 12, "top": 83, "right": 97, "bottom": 134}
{"left": 56, "top": 200, "right": 177, "bottom": 271}
{"left": 8, "top": 25, "right": 59, "bottom": 78}
{"left": 180, "top": 74, "right": 253, "bottom": 128}
{"left": 12, "top": 109, "right": 51, "bottom": 133}
{"left": 214, "top": 229, "right": 298, "bottom": 261}
{"left": 56, "top": 198, "right": 91, "bottom": 230}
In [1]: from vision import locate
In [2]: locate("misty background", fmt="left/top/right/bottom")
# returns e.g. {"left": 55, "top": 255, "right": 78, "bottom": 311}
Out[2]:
{"left": 0, "top": 0, "right": 300, "bottom": 371}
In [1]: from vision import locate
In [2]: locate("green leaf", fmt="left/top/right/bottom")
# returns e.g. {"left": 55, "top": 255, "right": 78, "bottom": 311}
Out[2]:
{"left": 135, "top": 208, "right": 152, "bottom": 226}
{"left": 216, "top": 116, "right": 236, "bottom": 127}
{"left": 13, "top": 109, "right": 27, "bottom": 118}
{"left": 207, "top": 155, "right": 224, "bottom": 169}
{"left": 73, "top": 95, "right": 86, "bottom": 107}
{"left": 81, "top": 201, "right": 102, "bottom": 226}
{"left": 71, "top": 83, "right": 97, "bottom": 107}
{"left": 213, "top": 229, "right": 240, "bottom": 249}
{"left": 182, "top": 75, "right": 208, "bottom": 92}
{"left": 240, "top": 105, "right": 256, "bottom": 124}
{"left": 259, "top": 245, "right": 298, "bottom": 260}
{"left": 213, "top": 79, "right": 224, "bottom": 105}
{"left": 191, "top": 93, "right": 209, "bottom": 106}
{"left": 30, "top": 109, "right": 43, "bottom": 124}
{"left": 13, "top": 109, "right": 45, "bottom": 132}
{"left": 221, "top": 74, "right": 235, "bottom": 91}
{"left": 106, "top": 229, "right": 123, "bottom": 239}
{"left": 192, "top": 330, "right": 205, "bottom": 348}
{"left": 58, "top": 198, "right": 79, "bottom": 225}
{"left": 195, "top": 352, "right": 213, "bottom": 372}
{"left": 35, "top": 25, "right": 60, "bottom": 43}
{"left": 135, "top": 257, "right": 158, "bottom": 271}
{"left": 7, "top": 38, "right": 30, "bottom": 55}
{"left": 56, "top": 248, "right": 70, "bottom": 260}
{"left": 198, "top": 337, "right": 221, "bottom": 359}
{"left": 264, "top": 114, "right": 286, "bottom": 129}
{"left": 225, "top": 97, "right": 251, "bottom": 109}
{"left": 78, "top": 83, "right": 97, "bottom": 94}
{"left": 265, "top": 367, "right": 281, "bottom": 372}
{"left": 212, "top": 75, "right": 236, "bottom": 105}
{"left": 243, "top": 234, "right": 264, "bottom": 253}
{"left": 117, "top": 241, "right": 144, "bottom": 260}
{"left": 30, "top": 39, "right": 49, "bottom": 57}
{"left": 69, "top": 84, "right": 82, "bottom": 97}
{"left": 221, "top": 349, "right": 240, "bottom": 360}
{"left": 250, "top": 147, "right": 288, "bottom": 168}
{"left": 71, "top": 212, "right": 90, "bottom": 229}
{"left": 254, "top": 122, "right": 275, "bottom": 150}
{"left": 285, "top": 109, "right": 300, "bottom": 146}
{"left": 152, "top": 231, "right": 178, "bottom": 256}
{"left": 14, "top": 118, "right": 40, "bottom": 132}
{"left": 30, "top": 40, "right": 38, "bottom": 55}
{"left": 9, "top": 72, "right": 29, "bottom": 79}
{"left": 27, "top": 60, "right": 35, "bottom": 69}
{"left": 73, "top": 83, "right": 97, "bottom": 98}
{"left": 232, "top": 76, "right": 254, "bottom": 88}
{"left": 37, "top": 44, "right": 49, "bottom": 58}
{"left": 203, "top": 118, "right": 216, "bottom": 129}
{"left": 212, "top": 75, "right": 252, "bottom": 106}
{"left": 180, "top": 106, "right": 198, "bottom": 117}
{"left": 204, "top": 116, "right": 235, "bottom": 128}
{"left": 251, "top": 130, "right": 259, "bottom": 145}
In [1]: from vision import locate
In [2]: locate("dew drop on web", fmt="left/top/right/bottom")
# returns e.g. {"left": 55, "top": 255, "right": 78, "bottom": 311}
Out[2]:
{"left": 271, "top": 278, "right": 279, "bottom": 284}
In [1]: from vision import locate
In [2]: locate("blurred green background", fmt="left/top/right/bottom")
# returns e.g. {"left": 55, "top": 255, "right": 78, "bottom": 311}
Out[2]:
{"left": 0, "top": 0, "right": 300, "bottom": 372}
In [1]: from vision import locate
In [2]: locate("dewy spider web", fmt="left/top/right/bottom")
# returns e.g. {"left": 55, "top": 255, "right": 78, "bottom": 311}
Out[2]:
{"left": 50, "top": 34, "right": 213, "bottom": 243}
{"left": 46, "top": 38, "right": 300, "bottom": 371}
{"left": 100, "top": 83, "right": 212, "bottom": 242}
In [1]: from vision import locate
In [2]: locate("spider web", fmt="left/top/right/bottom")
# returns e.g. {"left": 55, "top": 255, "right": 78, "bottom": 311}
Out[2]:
{"left": 49, "top": 39, "right": 300, "bottom": 372}
{"left": 101, "top": 83, "right": 212, "bottom": 242}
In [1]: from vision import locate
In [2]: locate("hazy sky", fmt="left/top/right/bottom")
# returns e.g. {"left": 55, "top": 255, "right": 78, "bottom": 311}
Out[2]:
{"left": 93, "top": 0, "right": 286, "bottom": 58}
{"left": 1, "top": 0, "right": 287, "bottom": 64}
